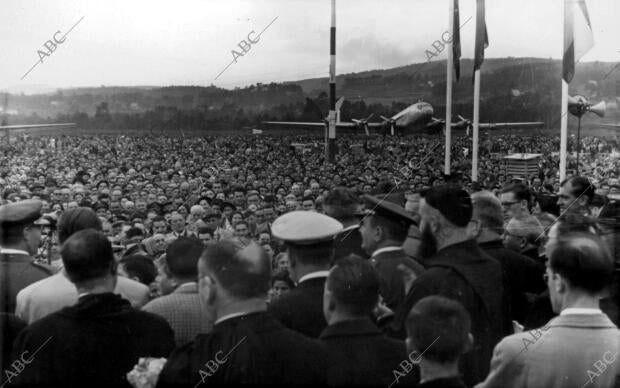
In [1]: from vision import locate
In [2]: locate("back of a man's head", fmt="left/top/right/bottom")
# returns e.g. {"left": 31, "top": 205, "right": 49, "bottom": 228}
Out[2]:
{"left": 471, "top": 191, "right": 503, "bottom": 234}
{"left": 61, "top": 229, "right": 114, "bottom": 285}
{"left": 424, "top": 186, "right": 472, "bottom": 228}
{"left": 166, "top": 237, "right": 204, "bottom": 280}
{"left": 58, "top": 207, "right": 103, "bottom": 244}
{"left": 326, "top": 255, "right": 379, "bottom": 317}
{"left": 323, "top": 187, "right": 358, "bottom": 222}
{"left": 406, "top": 296, "right": 471, "bottom": 364}
{"left": 548, "top": 232, "right": 613, "bottom": 294}
{"left": 199, "top": 240, "right": 270, "bottom": 299}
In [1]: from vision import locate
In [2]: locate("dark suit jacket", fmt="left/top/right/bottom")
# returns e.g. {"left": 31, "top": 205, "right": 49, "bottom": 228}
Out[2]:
{"left": 0, "top": 313, "right": 26, "bottom": 373}
{"left": 10, "top": 293, "right": 175, "bottom": 388}
{"left": 320, "top": 318, "right": 418, "bottom": 387}
{"left": 157, "top": 312, "right": 327, "bottom": 387}
{"left": 372, "top": 248, "right": 425, "bottom": 311}
{"left": 333, "top": 226, "right": 369, "bottom": 261}
{"left": 392, "top": 240, "right": 505, "bottom": 388}
{"left": 268, "top": 276, "right": 327, "bottom": 338}
{"left": 479, "top": 240, "right": 545, "bottom": 323}
{"left": 1, "top": 252, "right": 52, "bottom": 314}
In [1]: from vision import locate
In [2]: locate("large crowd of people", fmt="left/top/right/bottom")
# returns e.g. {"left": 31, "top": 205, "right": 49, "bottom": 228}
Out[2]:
{"left": 0, "top": 131, "right": 619, "bottom": 387}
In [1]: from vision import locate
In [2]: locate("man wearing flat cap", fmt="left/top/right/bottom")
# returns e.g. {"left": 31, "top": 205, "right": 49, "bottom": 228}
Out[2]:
{"left": 0, "top": 199, "right": 53, "bottom": 313}
{"left": 268, "top": 210, "right": 343, "bottom": 337}
{"left": 359, "top": 192, "right": 425, "bottom": 312}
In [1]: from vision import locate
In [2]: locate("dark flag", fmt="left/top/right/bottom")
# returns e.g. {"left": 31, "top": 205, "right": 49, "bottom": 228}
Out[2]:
{"left": 562, "top": 0, "right": 593, "bottom": 83}
{"left": 453, "top": 0, "right": 461, "bottom": 81}
{"left": 473, "top": 0, "right": 489, "bottom": 81}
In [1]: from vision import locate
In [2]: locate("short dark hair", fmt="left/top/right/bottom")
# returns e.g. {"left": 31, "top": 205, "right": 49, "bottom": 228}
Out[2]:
{"left": 501, "top": 183, "right": 531, "bottom": 203}
{"left": 152, "top": 216, "right": 166, "bottom": 224}
{"left": 166, "top": 237, "right": 204, "bottom": 279}
{"left": 61, "top": 229, "right": 114, "bottom": 284}
{"left": 327, "top": 255, "right": 379, "bottom": 316}
{"left": 424, "top": 186, "right": 472, "bottom": 227}
{"left": 119, "top": 255, "right": 157, "bottom": 285}
{"left": 270, "top": 268, "right": 295, "bottom": 288}
{"left": 548, "top": 232, "right": 613, "bottom": 293}
{"left": 287, "top": 240, "right": 334, "bottom": 267}
{"left": 125, "top": 227, "right": 144, "bottom": 240}
{"left": 197, "top": 226, "right": 215, "bottom": 236}
{"left": 323, "top": 187, "right": 358, "bottom": 221}
{"left": 200, "top": 240, "right": 270, "bottom": 299}
{"left": 561, "top": 176, "right": 595, "bottom": 204}
{"left": 369, "top": 215, "right": 409, "bottom": 243}
{"left": 58, "top": 207, "right": 103, "bottom": 244}
{"left": 406, "top": 296, "right": 471, "bottom": 363}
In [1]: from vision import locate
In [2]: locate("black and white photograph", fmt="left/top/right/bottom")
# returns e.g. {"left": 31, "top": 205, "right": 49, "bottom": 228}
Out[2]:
{"left": 1, "top": 0, "right": 619, "bottom": 387}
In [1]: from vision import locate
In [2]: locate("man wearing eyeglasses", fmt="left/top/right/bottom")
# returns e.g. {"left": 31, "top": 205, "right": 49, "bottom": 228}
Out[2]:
{"left": 499, "top": 183, "right": 531, "bottom": 224}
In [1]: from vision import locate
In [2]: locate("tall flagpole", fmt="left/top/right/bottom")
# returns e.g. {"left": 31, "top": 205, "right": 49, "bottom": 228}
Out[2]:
{"left": 472, "top": 70, "right": 480, "bottom": 181}
{"left": 445, "top": 0, "right": 454, "bottom": 175}
{"left": 327, "top": 0, "right": 337, "bottom": 163}
{"left": 560, "top": 81, "right": 568, "bottom": 181}
{"left": 560, "top": 0, "right": 571, "bottom": 181}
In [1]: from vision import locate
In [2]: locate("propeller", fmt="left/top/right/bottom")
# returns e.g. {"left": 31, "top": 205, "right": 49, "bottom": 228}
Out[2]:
{"left": 351, "top": 113, "right": 374, "bottom": 136}
{"left": 380, "top": 115, "right": 396, "bottom": 136}
{"left": 457, "top": 115, "right": 473, "bottom": 131}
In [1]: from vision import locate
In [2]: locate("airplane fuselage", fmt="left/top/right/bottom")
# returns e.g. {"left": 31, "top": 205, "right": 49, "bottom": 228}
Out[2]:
{"left": 393, "top": 101, "right": 434, "bottom": 128}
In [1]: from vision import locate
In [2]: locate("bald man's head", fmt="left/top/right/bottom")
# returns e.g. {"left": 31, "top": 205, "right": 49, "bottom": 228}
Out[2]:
{"left": 199, "top": 240, "right": 271, "bottom": 299}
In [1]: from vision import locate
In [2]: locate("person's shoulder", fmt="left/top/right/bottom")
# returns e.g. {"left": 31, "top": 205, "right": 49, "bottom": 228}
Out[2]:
{"left": 29, "top": 260, "right": 55, "bottom": 276}
{"left": 116, "top": 275, "right": 149, "bottom": 293}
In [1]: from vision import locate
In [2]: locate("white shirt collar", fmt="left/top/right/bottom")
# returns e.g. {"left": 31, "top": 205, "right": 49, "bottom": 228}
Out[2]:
{"left": 0, "top": 248, "right": 30, "bottom": 256}
{"left": 560, "top": 307, "right": 603, "bottom": 316}
{"left": 371, "top": 246, "right": 402, "bottom": 257}
{"left": 341, "top": 224, "right": 359, "bottom": 232}
{"left": 298, "top": 270, "right": 330, "bottom": 284}
{"left": 214, "top": 311, "right": 249, "bottom": 325}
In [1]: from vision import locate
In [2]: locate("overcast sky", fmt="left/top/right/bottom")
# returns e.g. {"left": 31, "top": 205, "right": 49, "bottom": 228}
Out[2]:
{"left": 1, "top": 0, "right": 618, "bottom": 92}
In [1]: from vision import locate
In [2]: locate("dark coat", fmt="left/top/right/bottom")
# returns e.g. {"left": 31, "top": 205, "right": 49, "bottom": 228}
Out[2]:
{"left": 392, "top": 240, "right": 505, "bottom": 388}
{"left": 157, "top": 311, "right": 327, "bottom": 387}
{"left": 1, "top": 252, "right": 52, "bottom": 313}
{"left": 319, "top": 318, "right": 418, "bottom": 387}
{"left": 1, "top": 313, "right": 26, "bottom": 372}
{"left": 9, "top": 293, "right": 175, "bottom": 388}
{"left": 479, "top": 240, "right": 545, "bottom": 323}
{"left": 372, "top": 248, "right": 425, "bottom": 311}
{"left": 333, "top": 226, "right": 369, "bottom": 261}
{"left": 268, "top": 276, "right": 327, "bottom": 338}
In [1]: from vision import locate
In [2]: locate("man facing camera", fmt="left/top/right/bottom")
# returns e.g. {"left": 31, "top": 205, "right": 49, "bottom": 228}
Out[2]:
{"left": 10, "top": 230, "right": 175, "bottom": 388}
{"left": 157, "top": 241, "right": 327, "bottom": 387}
{"left": 320, "top": 255, "right": 418, "bottom": 387}
{"left": 476, "top": 233, "right": 620, "bottom": 388}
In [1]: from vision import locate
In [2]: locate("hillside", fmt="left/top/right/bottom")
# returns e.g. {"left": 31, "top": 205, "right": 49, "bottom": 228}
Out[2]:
{"left": 1, "top": 57, "right": 619, "bottom": 131}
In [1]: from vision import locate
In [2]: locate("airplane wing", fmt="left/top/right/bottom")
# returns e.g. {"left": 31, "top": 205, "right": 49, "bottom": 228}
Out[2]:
{"left": 1, "top": 123, "right": 76, "bottom": 130}
{"left": 598, "top": 123, "right": 620, "bottom": 128}
{"left": 262, "top": 121, "right": 357, "bottom": 128}
{"left": 478, "top": 122, "right": 544, "bottom": 129}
